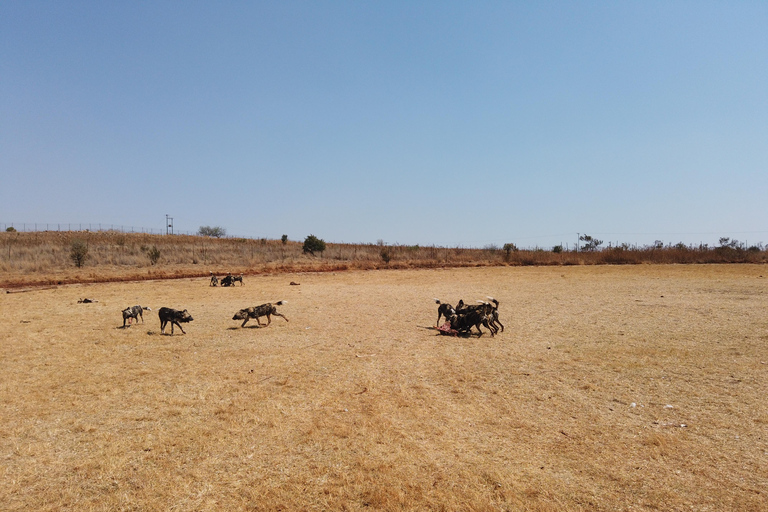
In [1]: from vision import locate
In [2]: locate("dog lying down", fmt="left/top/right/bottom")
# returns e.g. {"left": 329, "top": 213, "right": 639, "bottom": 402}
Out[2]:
{"left": 232, "top": 301, "right": 288, "bottom": 327}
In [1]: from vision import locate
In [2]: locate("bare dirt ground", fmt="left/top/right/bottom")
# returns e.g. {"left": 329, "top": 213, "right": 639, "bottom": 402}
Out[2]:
{"left": 1, "top": 265, "right": 767, "bottom": 511}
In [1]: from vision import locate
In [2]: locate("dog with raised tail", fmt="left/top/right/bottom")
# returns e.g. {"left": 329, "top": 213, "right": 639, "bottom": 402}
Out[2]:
{"left": 486, "top": 297, "right": 504, "bottom": 334}
{"left": 232, "top": 301, "right": 288, "bottom": 328}
{"left": 122, "top": 305, "right": 151, "bottom": 327}
{"left": 433, "top": 298, "right": 456, "bottom": 327}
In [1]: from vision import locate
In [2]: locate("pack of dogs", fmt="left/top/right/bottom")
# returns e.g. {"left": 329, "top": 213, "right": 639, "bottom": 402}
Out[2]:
{"left": 113, "top": 285, "right": 504, "bottom": 339}
{"left": 210, "top": 272, "right": 244, "bottom": 287}
{"left": 118, "top": 300, "right": 288, "bottom": 335}
{"left": 434, "top": 297, "right": 504, "bottom": 337}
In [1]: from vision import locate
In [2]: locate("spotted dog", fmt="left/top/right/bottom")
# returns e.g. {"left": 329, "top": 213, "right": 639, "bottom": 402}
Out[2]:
{"left": 433, "top": 298, "right": 456, "bottom": 327}
{"left": 122, "top": 305, "right": 151, "bottom": 327}
{"left": 232, "top": 301, "right": 288, "bottom": 328}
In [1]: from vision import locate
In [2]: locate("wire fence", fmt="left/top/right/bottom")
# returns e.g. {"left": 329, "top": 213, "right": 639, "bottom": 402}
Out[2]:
{"left": 1, "top": 222, "right": 197, "bottom": 237}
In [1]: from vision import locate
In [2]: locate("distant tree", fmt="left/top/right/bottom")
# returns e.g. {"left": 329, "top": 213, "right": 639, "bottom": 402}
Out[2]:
{"left": 302, "top": 234, "right": 326, "bottom": 256}
{"left": 281, "top": 234, "right": 288, "bottom": 245}
{"left": 719, "top": 237, "right": 740, "bottom": 249}
{"left": 198, "top": 226, "right": 227, "bottom": 238}
{"left": 552, "top": 244, "right": 563, "bottom": 254}
{"left": 70, "top": 239, "right": 89, "bottom": 268}
{"left": 6, "top": 226, "right": 16, "bottom": 232}
{"left": 579, "top": 234, "right": 603, "bottom": 252}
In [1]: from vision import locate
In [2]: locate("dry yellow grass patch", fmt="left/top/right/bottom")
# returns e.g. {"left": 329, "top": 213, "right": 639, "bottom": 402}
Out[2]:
{"left": 1, "top": 265, "right": 767, "bottom": 511}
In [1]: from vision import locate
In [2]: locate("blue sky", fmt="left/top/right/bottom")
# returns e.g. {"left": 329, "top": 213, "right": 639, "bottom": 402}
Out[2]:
{"left": 1, "top": 1, "right": 766, "bottom": 248}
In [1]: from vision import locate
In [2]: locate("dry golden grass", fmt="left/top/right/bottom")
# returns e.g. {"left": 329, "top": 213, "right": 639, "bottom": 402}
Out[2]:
{"left": 2, "top": 231, "right": 766, "bottom": 290}
{"left": 1, "top": 264, "right": 767, "bottom": 511}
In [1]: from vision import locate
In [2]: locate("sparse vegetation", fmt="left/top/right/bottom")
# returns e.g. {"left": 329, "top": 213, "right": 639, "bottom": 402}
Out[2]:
{"left": 0, "top": 230, "right": 765, "bottom": 289}
{"left": 145, "top": 245, "right": 161, "bottom": 265}
{"left": 380, "top": 246, "right": 392, "bottom": 264}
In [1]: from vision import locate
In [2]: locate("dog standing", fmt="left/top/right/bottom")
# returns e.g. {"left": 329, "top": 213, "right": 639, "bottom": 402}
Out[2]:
{"left": 433, "top": 298, "right": 456, "bottom": 327}
{"left": 232, "top": 301, "right": 288, "bottom": 327}
{"left": 210, "top": 272, "right": 219, "bottom": 286}
{"left": 158, "top": 307, "right": 194, "bottom": 335}
{"left": 122, "top": 305, "right": 150, "bottom": 327}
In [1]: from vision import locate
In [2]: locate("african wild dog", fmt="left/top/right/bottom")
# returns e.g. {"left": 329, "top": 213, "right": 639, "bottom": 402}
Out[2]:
{"left": 232, "top": 274, "right": 244, "bottom": 286}
{"left": 122, "top": 305, "right": 151, "bottom": 327}
{"left": 448, "top": 306, "right": 494, "bottom": 337}
{"left": 433, "top": 298, "right": 456, "bottom": 327}
{"left": 486, "top": 297, "right": 504, "bottom": 333}
{"left": 158, "top": 307, "right": 194, "bottom": 335}
{"left": 210, "top": 272, "right": 219, "bottom": 286}
{"left": 456, "top": 298, "right": 503, "bottom": 335}
{"left": 456, "top": 297, "right": 504, "bottom": 336}
{"left": 232, "top": 301, "right": 288, "bottom": 327}
{"left": 220, "top": 274, "right": 235, "bottom": 287}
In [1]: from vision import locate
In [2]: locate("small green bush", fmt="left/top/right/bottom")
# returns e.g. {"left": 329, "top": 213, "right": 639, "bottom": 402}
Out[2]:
{"left": 70, "top": 240, "right": 89, "bottom": 268}
{"left": 303, "top": 235, "right": 326, "bottom": 256}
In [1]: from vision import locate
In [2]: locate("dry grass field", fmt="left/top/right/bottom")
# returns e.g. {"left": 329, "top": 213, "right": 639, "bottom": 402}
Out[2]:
{"left": 1, "top": 264, "right": 767, "bottom": 511}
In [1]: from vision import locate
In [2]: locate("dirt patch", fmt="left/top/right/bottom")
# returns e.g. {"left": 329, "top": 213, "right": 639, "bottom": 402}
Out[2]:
{"left": 1, "top": 265, "right": 767, "bottom": 510}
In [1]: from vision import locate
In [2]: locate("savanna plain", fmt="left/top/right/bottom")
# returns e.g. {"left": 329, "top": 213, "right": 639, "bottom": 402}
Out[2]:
{"left": 1, "top": 265, "right": 767, "bottom": 511}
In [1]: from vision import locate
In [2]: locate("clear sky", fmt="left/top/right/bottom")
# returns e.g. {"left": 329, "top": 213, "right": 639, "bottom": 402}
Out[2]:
{"left": 2, "top": 1, "right": 766, "bottom": 249}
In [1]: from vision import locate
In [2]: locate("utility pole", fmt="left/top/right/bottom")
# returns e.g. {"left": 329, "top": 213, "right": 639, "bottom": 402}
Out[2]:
{"left": 576, "top": 233, "right": 580, "bottom": 252}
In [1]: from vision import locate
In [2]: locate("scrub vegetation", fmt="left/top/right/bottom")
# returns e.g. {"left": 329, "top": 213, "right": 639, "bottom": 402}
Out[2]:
{"left": 1, "top": 230, "right": 765, "bottom": 289}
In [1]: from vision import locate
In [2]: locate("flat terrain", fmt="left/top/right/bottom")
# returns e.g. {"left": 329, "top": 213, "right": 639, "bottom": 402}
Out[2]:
{"left": 1, "top": 265, "right": 767, "bottom": 511}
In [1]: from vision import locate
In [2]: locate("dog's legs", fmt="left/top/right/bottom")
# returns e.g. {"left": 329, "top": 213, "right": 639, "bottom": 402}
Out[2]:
{"left": 172, "top": 320, "right": 186, "bottom": 335}
{"left": 241, "top": 317, "right": 249, "bottom": 328}
{"left": 271, "top": 312, "right": 289, "bottom": 323}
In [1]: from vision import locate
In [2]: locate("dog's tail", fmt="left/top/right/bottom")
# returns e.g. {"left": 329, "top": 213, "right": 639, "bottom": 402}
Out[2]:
{"left": 143, "top": 307, "right": 152, "bottom": 311}
{"left": 275, "top": 300, "right": 286, "bottom": 306}
{"left": 434, "top": 298, "right": 442, "bottom": 305}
